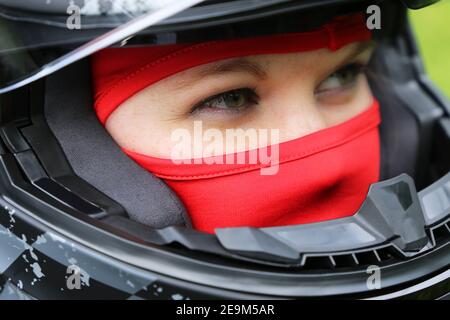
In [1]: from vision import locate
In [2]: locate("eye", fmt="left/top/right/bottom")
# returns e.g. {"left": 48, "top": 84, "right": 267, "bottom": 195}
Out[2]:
{"left": 190, "top": 88, "right": 260, "bottom": 115}
{"left": 315, "top": 63, "right": 366, "bottom": 96}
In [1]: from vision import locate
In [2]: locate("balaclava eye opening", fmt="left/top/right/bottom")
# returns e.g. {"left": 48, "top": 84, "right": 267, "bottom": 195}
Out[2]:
{"left": 91, "top": 13, "right": 381, "bottom": 234}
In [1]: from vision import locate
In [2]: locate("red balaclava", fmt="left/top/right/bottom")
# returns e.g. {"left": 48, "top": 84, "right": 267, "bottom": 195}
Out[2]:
{"left": 91, "top": 13, "right": 381, "bottom": 234}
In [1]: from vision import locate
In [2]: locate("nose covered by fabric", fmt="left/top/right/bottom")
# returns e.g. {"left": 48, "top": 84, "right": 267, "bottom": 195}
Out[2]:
{"left": 91, "top": 13, "right": 380, "bottom": 234}
{"left": 125, "top": 102, "right": 380, "bottom": 233}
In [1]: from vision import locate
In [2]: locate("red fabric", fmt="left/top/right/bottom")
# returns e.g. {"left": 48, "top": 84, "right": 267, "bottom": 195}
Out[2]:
{"left": 91, "top": 13, "right": 371, "bottom": 124}
{"left": 124, "top": 100, "right": 381, "bottom": 233}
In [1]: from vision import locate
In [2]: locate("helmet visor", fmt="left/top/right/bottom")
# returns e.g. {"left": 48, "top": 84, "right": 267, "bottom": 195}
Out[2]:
{"left": 0, "top": 0, "right": 207, "bottom": 93}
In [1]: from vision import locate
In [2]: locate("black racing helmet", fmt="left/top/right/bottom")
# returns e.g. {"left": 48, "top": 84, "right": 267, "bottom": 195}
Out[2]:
{"left": 0, "top": 0, "right": 449, "bottom": 300}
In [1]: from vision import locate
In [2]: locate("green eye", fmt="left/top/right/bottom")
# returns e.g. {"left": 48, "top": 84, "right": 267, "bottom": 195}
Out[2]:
{"left": 219, "top": 91, "right": 247, "bottom": 109}
{"left": 315, "top": 63, "right": 366, "bottom": 95}
{"left": 191, "top": 88, "right": 259, "bottom": 114}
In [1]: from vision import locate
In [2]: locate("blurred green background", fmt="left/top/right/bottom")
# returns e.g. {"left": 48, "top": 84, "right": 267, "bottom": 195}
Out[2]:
{"left": 410, "top": 0, "right": 450, "bottom": 98}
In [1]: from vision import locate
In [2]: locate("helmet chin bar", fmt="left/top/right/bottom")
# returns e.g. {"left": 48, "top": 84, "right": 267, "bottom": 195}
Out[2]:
{"left": 215, "top": 173, "right": 450, "bottom": 265}
{"left": 0, "top": 1, "right": 448, "bottom": 300}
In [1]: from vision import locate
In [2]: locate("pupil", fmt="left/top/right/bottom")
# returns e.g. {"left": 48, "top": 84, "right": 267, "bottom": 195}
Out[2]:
{"left": 225, "top": 92, "right": 244, "bottom": 107}
{"left": 343, "top": 70, "right": 352, "bottom": 82}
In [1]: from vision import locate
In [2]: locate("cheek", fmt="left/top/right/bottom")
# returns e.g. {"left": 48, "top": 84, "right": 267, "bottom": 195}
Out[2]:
{"left": 105, "top": 99, "right": 184, "bottom": 158}
{"left": 255, "top": 102, "right": 327, "bottom": 143}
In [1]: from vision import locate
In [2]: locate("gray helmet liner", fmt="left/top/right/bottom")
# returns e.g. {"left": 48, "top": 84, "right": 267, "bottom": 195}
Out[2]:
{"left": 43, "top": 58, "right": 191, "bottom": 229}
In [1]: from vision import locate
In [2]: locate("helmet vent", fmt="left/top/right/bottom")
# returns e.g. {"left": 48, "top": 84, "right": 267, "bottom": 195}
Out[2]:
{"left": 300, "top": 245, "right": 403, "bottom": 271}
{"left": 302, "top": 256, "right": 335, "bottom": 270}
{"left": 430, "top": 221, "right": 450, "bottom": 246}
{"left": 332, "top": 254, "right": 360, "bottom": 268}
{"left": 353, "top": 251, "right": 381, "bottom": 266}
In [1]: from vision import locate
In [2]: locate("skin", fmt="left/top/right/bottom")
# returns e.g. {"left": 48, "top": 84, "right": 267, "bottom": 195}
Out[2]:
{"left": 105, "top": 40, "right": 375, "bottom": 158}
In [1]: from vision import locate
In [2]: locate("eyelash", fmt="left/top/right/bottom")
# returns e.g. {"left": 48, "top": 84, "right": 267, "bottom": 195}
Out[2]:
{"left": 315, "top": 62, "right": 367, "bottom": 95}
{"left": 189, "top": 62, "right": 367, "bottom": 115}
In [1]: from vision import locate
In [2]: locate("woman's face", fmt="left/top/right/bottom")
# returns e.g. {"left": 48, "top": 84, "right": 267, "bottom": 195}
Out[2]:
{"left": 105, "top": 40, "right": 375, "bottom": 158}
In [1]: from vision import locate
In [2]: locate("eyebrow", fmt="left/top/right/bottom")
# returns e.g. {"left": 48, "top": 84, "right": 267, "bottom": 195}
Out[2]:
{"left": 171, "top": 41, "right": 374, "bottom": 91}
{"left": 197, "top": 58, "right": 268, "bottom": 79}
{"left": 341, "top": 40, "right": 375, "bottom": 63}
{"left": 171, "top": 58, "right": 267, "bottom": 91}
